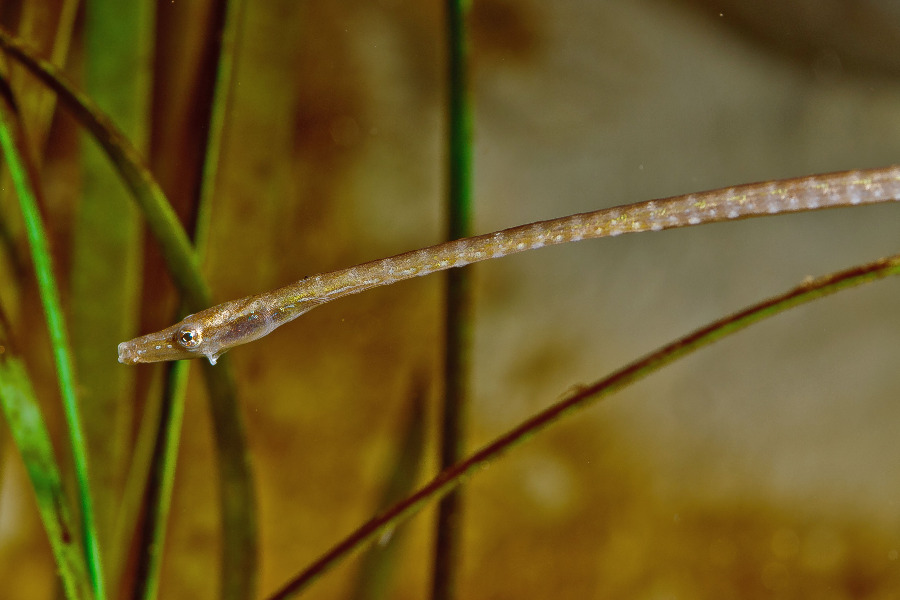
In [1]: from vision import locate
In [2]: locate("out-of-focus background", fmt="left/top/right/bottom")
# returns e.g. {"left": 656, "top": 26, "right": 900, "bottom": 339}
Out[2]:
{"left": 1, "top": 0, "right": 900, "bottom": 598}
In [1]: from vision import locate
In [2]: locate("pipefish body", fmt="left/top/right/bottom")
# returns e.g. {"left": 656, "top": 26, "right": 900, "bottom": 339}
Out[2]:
{"left": 118, "top": 165, "right": 900, "bottom": 365}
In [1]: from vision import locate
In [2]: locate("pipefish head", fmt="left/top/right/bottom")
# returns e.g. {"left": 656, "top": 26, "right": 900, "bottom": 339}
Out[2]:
{"left": 117, "top": 297, "right": 278, "bottom": 365}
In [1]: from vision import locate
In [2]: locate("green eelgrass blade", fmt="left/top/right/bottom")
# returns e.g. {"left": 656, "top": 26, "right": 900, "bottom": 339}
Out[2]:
{"left": 0, "top": 6, "right": 78, "bottom": 323}
{"left": 12, "top": 0, "right": 79, "bottom": 152}
{"left": 0, "top": 353, "right": 93, "bottom": 600}
{"left": 265, "top": 253, "right": 900, "bottom": 599}
{"left": 0, "top": 27, "right": 209, "bottom": 310}
{"left": 435, "top": 1, "right": 474, "bottom": 598}
{"left": 0, "top": 28, "right": 257, "bottom": 600}
{"left": 136, "top": 2, "right": 254, "bottom": 598}
{"left": 0, "top": 87, "right": 106, "bottom": 599}
{"left": 132, "top": 362, "right": 189, "bottom": 600}
{"left": 191, "top": 1, "right": 260, "bottom": 596}
{"left": 195, "top": 0, "right": 247, "bottom": 255}
{"left": 110, "top": 366, "right": 165, "bottom": 596}
{"left": 351, "top": 378, "right": 428, "bottom": 600}
{"left": 71, "top": 0, "right": 154, "bottom": 570}
{"left": 200, "top": 357, "right": 257, "bottom": 593}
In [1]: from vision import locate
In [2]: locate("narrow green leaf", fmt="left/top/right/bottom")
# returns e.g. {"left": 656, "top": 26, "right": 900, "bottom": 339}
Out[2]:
{"left": 195, "top": 0, "right": 247, "bottom": 254}
{"left": 0, "top": 353, "right": 93, "bottom": 600}
{"left": 0, "top": 28, "right": 258, "bottom": 599}
{"left": 132, "top": 363, "right": 189, "bottom": 600}
{"left": 71, "top": 0, "right": 154, "bottom": 569}
{"left": 0, "top": 86, "right": 106, "bottom": 599}
{"left": 135, "top": 2, "right": 256, "bottom": 598}
{"left": 200, "top": 357, "right": 257, "bottom": 599}
{"left": 435, "top": 1, "right": 475, "bottom": 597}
{"left": 266, "top": 253, "right": 900, "bottom": 599}
{"left": 14, "top": 0, "right": 79, "bottom": 151}
{"left": 0, "top": 5, "right": 79, "bottom": 331}
{"left": 0, "top": 27, "right": 209, "bottom": 310}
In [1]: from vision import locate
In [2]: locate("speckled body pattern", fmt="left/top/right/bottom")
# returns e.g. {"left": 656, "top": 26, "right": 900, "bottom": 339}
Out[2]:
{"left": 118, "top": 165, "right": 900, "bottom": 365}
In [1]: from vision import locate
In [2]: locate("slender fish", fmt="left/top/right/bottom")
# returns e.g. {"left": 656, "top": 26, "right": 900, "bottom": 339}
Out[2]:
{"left": 118, "top": 166, "right": 900, "bottom": 365}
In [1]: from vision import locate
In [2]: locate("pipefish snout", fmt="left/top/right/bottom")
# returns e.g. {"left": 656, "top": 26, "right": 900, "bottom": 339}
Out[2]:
{"left": 118, "top": 297, "right": 285, "bottom": 364}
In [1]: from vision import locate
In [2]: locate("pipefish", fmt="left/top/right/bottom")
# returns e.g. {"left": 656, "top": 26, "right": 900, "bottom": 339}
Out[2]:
{"left": 118, "top": 165, "right": 900, "bottom": 365}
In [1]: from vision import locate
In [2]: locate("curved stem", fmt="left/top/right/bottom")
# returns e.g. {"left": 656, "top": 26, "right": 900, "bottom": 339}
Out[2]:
{"left": 265, "top": 253, "right": 900, "bottom": 599}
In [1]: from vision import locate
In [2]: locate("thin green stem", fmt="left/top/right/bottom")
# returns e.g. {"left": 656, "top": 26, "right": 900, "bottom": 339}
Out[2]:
{"left": 75, "top": 3, "right": 153, "bottom": 583}
{"left": 195, "top": 0, "right": 246, "bottom": 254}
{"left": 194, "top": 8, "right": 258, "bottom": 597}
{"left": 0, "top": 315, "right": 93, "bottom": 600}
{"left": 132, "top": 363, "right": 189, "bottom": 600}
{"left": 435, "top": 1, "right": 474, "bottom": 598}
{"left": 265, "top": 253, "right": 900, "bottom": 599}
{"left": 0, "top": 27, "right": 257, "bottom": 600}
{"left": 0, "top": 90, "right": 106, "bottom": 599}
{"left": 136, "top": 3, "right": 255, "bottom": 598}
{"left": 0, "top": 27, "right": 209, "bottom": 310}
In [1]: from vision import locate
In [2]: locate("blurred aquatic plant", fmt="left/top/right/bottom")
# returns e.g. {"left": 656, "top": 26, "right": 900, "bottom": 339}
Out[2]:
{"left": 0, "top": 2, "right": 897, "bottom": 600}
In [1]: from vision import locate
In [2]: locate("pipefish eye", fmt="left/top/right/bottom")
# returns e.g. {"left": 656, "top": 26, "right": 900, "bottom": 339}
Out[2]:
{"left": 177, "top": 326, "right": 202, "bottom": 349}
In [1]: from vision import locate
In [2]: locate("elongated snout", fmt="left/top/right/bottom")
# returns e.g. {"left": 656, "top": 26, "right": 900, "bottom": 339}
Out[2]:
{"left": 117, "top": 323, "right": 200, "bottom": 364}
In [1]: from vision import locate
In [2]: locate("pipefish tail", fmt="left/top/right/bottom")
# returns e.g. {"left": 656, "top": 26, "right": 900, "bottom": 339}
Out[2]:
{"left": 118, "top": 165, "right": 900, "bottom": 365}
